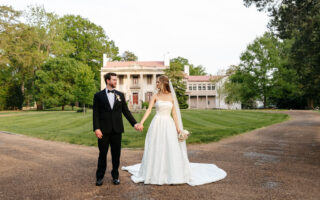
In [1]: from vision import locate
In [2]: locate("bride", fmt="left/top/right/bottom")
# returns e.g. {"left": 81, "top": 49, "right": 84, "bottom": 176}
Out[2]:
{"left": 122, "top": 75, "right": 227, "bottom": 186}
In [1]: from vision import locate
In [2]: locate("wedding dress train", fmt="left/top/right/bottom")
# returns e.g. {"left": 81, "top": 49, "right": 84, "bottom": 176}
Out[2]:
{"left": 122, "top": 100, "right": 227, "bottom": 186}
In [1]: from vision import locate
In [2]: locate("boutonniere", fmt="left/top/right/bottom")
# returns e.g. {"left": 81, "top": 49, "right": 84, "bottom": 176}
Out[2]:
{"left": 116, "top": 94, "right": 121, "bottom": 102}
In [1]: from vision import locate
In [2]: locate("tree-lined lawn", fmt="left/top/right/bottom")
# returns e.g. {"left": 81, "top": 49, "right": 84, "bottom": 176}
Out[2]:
{"left": 0, "top": 109, "right": 288, "bottom": 148}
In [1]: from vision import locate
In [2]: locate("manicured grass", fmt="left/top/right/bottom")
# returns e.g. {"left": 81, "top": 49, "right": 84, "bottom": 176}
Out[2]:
{"left": 0, "top": 109, "right": 289, "bottom": 148}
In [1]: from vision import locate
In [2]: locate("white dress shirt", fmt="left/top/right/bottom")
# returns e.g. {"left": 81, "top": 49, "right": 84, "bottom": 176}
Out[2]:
{"left": 106, "top": 88, "right": 115, "bottom": 109}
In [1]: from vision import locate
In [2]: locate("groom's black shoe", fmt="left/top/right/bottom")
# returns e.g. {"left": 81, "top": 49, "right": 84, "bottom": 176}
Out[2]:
{"left": 96, "top": 179, "right": 103, "bottom": 186}
{"left": 112, "top": 179, "right": 120, "bottom": 185}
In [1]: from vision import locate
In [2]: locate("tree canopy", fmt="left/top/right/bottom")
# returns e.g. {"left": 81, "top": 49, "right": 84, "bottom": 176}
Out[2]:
{"left": 243, "top": 0, "right": 320, "bottom": 108}
{"left": 0, "top": 5, "right": 121, "bottom": 110}
{"left": 224, "top": 32, "right": 301, "bottom": 109}
{"left": 170, "top": 57, "right": 207, "bottom": 75}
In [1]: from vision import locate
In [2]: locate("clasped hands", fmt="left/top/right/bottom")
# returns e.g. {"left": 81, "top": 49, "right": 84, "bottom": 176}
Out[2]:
{"left": 134, "top": 123, "right": 144, "bottom": 132}
{"left": 94, "top": 123, "right": 143, "bottom": 139}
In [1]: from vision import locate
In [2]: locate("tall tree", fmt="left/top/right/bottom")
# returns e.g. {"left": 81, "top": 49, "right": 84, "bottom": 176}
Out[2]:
{"left": 24, "top": 5, "right": 75, "bottom": 107}
{"left": 74, "top": 64, "right": 96, "bottom": 113}
{"left": 0, "top": 6, "right": 21, "bottom": 109}
{"left": 0, "top": 5, "right": 38, "bottom": 108}
{"left": 170, "top": 56, "right": 207, "bottom": 75}
{"left": 25, "top": 5, "right": 75, "bottom": 58}
{"left": 165, "top": 62, "right": 188, "bottom": 109}
{"left": 224, "top": 65, "right": 258, "bottom": 108}
{"left": 121, "top": 51, "right": 138, "bottom": 61}
{"left": 0, "top": 5, "right": 75, "bottom": 109}
{"left": 243, "top": 0, "right": 320, "bottom": 108}
{"left": 224, "top": 32, "right": 297, "bottom": 108}
{"left": 60, "top": 15, "right": 120, "bottom": 89}
{"left": 34, "top": 57, "right": 86, "bottom": 110}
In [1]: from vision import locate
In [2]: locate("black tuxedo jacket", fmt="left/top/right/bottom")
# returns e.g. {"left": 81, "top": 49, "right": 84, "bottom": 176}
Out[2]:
{"left": 93, "top": 89, "right": 137, "bottom": 134}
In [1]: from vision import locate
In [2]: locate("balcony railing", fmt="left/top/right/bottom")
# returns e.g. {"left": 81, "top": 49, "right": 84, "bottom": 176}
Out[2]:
{"left": 130, "top": 84, "right": 140, "bottom": 89}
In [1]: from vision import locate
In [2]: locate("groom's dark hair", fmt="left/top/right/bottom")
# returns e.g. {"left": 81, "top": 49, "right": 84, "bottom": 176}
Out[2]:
{"left": 104, "top": 72, "right": 117, "bottom": 84}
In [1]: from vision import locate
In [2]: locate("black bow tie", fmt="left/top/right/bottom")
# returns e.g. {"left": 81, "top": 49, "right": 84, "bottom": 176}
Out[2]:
{"left": 107, "top": 89, "right": 115, "bottom": 93}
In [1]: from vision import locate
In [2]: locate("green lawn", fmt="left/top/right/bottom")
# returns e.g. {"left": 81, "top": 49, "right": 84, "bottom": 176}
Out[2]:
{"left": 0, "top": 109, "right": 289, "bottom": 148}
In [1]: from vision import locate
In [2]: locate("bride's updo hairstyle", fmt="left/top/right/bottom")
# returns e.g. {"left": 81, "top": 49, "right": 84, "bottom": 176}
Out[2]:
{"left": 158, "top": 75, "right": 171, "bottom": 93}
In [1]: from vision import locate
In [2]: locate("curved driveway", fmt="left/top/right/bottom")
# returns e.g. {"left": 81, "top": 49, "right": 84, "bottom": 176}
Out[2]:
{"left": 0, "top": 110, "right": 319, "bottom": 200}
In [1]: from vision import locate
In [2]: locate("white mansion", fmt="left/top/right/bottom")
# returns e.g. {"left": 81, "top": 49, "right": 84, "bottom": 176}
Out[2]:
{"left": 100, "top": 55, "right": 241, "bottom": 110}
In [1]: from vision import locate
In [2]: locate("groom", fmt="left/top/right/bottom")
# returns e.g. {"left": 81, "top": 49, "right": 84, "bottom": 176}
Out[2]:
{"left": 93, "top": 72, "right": 142, "bottom": 186}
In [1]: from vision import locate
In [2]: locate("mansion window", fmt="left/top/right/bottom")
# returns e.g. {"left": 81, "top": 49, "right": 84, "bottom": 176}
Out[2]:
{"left": 212, "top": 85, "right": 215, "bottom": 90}
{"left": 132, "top": 75, "right": 138, "bottom": 85}
{"left": 147, "top": 75, "right": 152, "bottom": 84}
{"left": 118, "top": 75, "right": 124, "bottom": 85}
{"left": 207, "top": 84, "right": 215, "bottom": 90}
{"left": 189, "top": 84, "right": 192, "bottom": 90}
{"left": 145, "top": 92, "right": 153, "bottom": 102}
{"left": 202, "top": 84, "right": 206, "bottom": 90}
{"left": 198, "top": 84, "right": 201, "bottom": 90}
{"left": 193, "top": 85, "right": 196, "bottom": 90}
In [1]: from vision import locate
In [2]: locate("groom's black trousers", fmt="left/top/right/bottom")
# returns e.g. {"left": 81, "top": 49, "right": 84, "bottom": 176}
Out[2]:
{"left": 96, "top": 131, "right": 122, "bottom": 180}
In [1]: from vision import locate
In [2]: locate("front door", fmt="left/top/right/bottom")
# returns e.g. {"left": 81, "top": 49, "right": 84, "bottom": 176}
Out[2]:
{"left": 133, "top": 93, "right": 138, "bottom": 104}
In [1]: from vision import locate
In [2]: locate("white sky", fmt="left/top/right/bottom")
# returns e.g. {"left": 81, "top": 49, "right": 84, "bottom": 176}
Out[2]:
{"left": 1, "top": 0, "right": 270, "bottom": 75}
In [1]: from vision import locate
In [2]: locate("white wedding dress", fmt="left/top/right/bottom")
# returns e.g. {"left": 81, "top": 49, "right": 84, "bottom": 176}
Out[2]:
{"left": 122, "top": 100, "right": 227, "bottom": 186}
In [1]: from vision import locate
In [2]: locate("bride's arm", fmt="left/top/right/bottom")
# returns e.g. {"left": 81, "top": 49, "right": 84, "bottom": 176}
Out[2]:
{"left": 140, "top": 94, "right": 157, "bottom": 126}
{"left": 171, "top": 101, "right": 181, "bottom": 134}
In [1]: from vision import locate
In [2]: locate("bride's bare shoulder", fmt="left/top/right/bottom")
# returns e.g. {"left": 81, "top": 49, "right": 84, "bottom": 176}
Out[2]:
{"left": 151, "top": 94, "right": 158, "bottom": 101}
{"left": 169, "top": 97, "right": 174, "bottom": 104}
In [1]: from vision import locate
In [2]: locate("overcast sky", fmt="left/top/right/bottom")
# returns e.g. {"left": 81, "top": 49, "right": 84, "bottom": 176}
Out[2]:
{"left": 1, "top": 0, "right": 270, "bottom": 74}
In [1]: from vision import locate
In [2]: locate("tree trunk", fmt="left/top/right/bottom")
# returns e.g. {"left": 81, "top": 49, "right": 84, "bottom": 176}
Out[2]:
{"left": 83, "top": 104, "right": 85, "bottom": 114}
{"left": 21, "top": 81, "right": 25, "bottom": 95}
{"left": 36, "top": 102, "right": 43, "bottom": 110}
{"left": 62, "top": 105, "right": 65, "bottom": 111}
{"left": 307, "top": 97, "right": 314, "bottom": 109}
{"left": 263, "top": 95, "right": 267, "bottom": 109}
{"left": 26, "top": 98, "right": 30, "bottom": 107}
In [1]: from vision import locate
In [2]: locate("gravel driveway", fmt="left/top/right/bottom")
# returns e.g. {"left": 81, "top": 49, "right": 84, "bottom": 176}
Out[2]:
{"left": 0, "top": 110, "right": 319, "bottom": 200}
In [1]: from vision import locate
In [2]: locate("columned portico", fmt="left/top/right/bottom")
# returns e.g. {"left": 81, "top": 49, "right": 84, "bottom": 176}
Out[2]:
{"left": 101, "top": 60, "right": 168, "bottom": 109}
{"left": 100, "top": 56, "right": 241, "bottom": 110}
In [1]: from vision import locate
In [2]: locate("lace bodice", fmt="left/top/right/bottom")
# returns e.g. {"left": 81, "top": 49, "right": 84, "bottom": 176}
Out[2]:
{"left": 155, "top": 100, "right": 173, "bottom": 116}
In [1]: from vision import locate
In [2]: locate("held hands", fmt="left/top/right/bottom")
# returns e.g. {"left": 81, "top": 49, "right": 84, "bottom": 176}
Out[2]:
{"left": 134, "top": 123, "right": 144, "bottom": 132}
{"left": 95, "top": 124, "right": 143, "bottom": 138}
{"left": 95, "top": 129, "right": 103, "bottom": 139}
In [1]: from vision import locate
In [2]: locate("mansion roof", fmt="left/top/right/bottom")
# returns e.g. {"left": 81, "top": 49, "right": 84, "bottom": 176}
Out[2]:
{"left": 103, "top": 60, "right": 225, "bottom": 82}
{"left": 186, "top": 75, "right": 221, "bottom": 82}
{"left": 105, "top": 61, "right": 165, "bottom": 68}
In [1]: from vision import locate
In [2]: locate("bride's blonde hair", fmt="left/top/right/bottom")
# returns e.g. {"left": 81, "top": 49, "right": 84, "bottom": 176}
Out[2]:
{"left": 157, "top": 75, "right": 171, "bottom": 94}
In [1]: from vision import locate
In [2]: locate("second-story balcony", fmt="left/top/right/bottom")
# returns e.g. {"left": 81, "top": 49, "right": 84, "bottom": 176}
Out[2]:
{"left": 186, "top": 89, "right": 216, "bottom": 96}
{"left": 130, "top": 84, "right": 141, "bottom": 89}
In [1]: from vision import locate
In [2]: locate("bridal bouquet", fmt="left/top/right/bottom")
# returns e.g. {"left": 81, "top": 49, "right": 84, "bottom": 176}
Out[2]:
{"left": 178, "top": 129, "right": 190, "bottom": 142}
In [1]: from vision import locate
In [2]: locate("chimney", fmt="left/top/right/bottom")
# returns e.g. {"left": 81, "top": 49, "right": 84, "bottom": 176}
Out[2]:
{"left": 184, "top": 65, "right": 190, "bottom": 76}
{"left": 103, "top": 54, "right": 107, "bottom": 67}
{"left": 164, "top": 52, "right": 170, "bottom": 67}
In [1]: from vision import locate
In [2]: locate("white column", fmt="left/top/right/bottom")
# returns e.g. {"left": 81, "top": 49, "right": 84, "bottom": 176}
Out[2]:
{"left": 140, "top": 73, "right": 143, "bottom": 105}
{"left": 188, "top": 94, "right": 191, "bottom": 109}
{"left": 196, "top": 95, "right": 199, "bottom": 109}
{"left": 153, "top": 74, "right": 156, "bottom": 84}
{"left": 206, "top": 95, "right": 208, "bottom": 109}
{"left": 126, "top": 73, "right": 130, "bottom": 87}
{"left": 153, "top": 74, "right": 157, "bottom": 94}
{"left": 126, "top": 73, "right": 131, "bottom": 103}
{"left": 116, "top": 73, "right": 120, "bottom": 90}
{"left": 100, "top": 72, "right": 105, "bottom": 90}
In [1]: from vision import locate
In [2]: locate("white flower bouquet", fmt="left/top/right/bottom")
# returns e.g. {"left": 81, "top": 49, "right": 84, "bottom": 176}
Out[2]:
{"left": 178, "top": 129, "right": 190, "bottom": 142}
